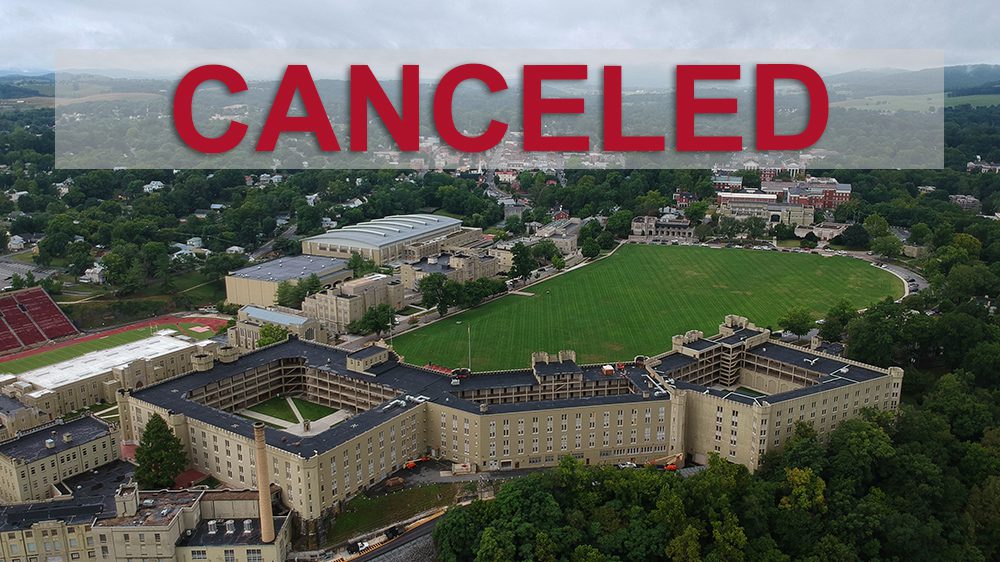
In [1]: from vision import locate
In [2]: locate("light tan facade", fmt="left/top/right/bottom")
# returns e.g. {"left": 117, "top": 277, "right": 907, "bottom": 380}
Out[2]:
{"left": 301, "top": 274, "right": 404, "bottom": 334}
{"left": 0, "top": 417, "right": 118, "bottom": 503}
{"left": 228, "top": 306, "right": 329, "bottom": 352}
{"left": 0, "top": 515, "right": 96, "bottom": 562}
{"left": 629, "top": 216, "right": 696, "bottom": 242}
{"left": 301, "top": 214, "right": 482, "bottom": 265}
{"left": 115, "top": 315, "right": 901, "bottom": 547}
{"left": 718, "top": 200, "right": 815, "bottom": 226}
{"left": 224, "top": 257, "right": 352, "bottom": 308}
{"left": 93, "top": 486, "right": 290, "bottom": 562}
{"left": 0, "top": 393, "right": 51, "bottom": 441}
{"left": 2, "top": 335, "right": 212, "bottom": 419}
{"left": 399, "top": 252, "right": 500, "bottom": 291}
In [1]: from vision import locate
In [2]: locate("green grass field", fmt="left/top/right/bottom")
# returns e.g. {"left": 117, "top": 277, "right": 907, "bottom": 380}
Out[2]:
{"left": 945, "top": 94, "right": 1000, "bottom": 108}
{"left": 830, "top": 94, "right": 943, "bottom": 113}
{"left": 247, "top": 396, "right": 299, "bottom": 423}
{"left": 0, "top": 321, "right": 219, "bottom": 374}
{"left": 392, "top": 245, "right": 903, "bottom": 371}
{"left": 292, "top": 397, "right": 336, "bottom": 421}
{"left": 326, "top": 483, "right": 459, "bottom": 546}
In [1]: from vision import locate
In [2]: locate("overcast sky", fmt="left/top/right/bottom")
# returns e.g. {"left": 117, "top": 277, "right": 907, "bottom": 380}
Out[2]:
{"left": 1, "top": 0, "right": 998, "bottom": 72}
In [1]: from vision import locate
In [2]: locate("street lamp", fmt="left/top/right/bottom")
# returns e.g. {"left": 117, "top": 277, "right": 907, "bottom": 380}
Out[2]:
{"left": 456, "top": 321, "right": 471, "bottom": 372}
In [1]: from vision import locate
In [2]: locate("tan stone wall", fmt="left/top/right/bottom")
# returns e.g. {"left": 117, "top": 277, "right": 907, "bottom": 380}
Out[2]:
{"left": 0, "top": 520, "right": 95, "bottom": 562}
{"left": 0, "top": 426, "right": 119, "bottom": 503}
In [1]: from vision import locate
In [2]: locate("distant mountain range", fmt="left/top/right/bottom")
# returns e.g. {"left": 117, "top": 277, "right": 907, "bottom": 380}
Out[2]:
{"left": 3, "top": 65, "right": 1000, "bottom": 100}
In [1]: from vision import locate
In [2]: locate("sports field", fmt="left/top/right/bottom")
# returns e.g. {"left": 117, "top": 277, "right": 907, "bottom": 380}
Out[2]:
{"left": 392, "top": 245, "right": 903, "bottom": 371}
{"left": 0, "top": 320, "right": 221, "bottom": 374}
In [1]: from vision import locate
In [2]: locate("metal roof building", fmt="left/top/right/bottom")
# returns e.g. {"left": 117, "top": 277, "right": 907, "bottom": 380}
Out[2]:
{"left": 300, "top": 214, "right": 465, "bottom": 264}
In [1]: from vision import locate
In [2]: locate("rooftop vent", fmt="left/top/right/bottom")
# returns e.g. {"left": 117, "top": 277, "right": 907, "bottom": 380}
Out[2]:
{"left": 208, "top": 520, "right": 218, "bottom": 534}
{"left": 62, "top": 432, "right": 72, "bottom": 443}
{"left": 44, "top": 438, "right": 55, "bottom": 449}
{"left": 243, "top": 519, "right": 253, "bottom": 534}
{"left": 225, "top": 520, "right": 236, "bottom": 534}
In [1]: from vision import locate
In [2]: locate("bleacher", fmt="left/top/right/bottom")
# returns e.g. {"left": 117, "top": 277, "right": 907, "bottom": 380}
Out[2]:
{"left": 0, "top": 288, "right": 79, "bottom": 355}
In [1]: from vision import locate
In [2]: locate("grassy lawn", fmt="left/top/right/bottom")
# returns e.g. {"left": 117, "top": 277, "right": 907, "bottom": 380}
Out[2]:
{"left": 736, "top": 386, "right": 766, "bottom": 398}
{"left": 392, "top": 245, "right": 903, "bottom": 371}
{"left": 292, "top": 397, "right": 336, "bottom": 421}
{"left": 945, "top": 94, "right": 1000, "bottom": 108}
{"left": 247, "top": 396, "right": 299, "bottom": 423}
{"left": 0, "top": 321, "right": 222, "bottom": 374}
{"left": 830, "top": 93, "right": 943, "bottom": 112}
{"left": 326, "top": 483, "right": 459, "bottom": 546}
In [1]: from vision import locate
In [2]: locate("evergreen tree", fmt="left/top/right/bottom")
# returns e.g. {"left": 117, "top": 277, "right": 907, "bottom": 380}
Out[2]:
{"left": 134, "top": 414, "right": 187, "bottom": 489}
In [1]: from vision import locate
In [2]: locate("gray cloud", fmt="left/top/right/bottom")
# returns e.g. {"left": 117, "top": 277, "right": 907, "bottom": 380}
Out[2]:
{"left": 1, "top": 0, "right": 998, "bottom": 71}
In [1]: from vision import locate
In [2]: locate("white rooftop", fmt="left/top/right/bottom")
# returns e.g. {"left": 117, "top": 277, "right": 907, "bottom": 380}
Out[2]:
{"left": 16, "top": 335, "right": 194, "bottom": 390}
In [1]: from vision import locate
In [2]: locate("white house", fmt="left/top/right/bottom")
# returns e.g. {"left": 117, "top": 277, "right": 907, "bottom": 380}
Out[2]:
{"left": 186, "top": 237, "right": 203, "bottom": 248}
{"left": 226, "top": 245, "right": 246, "bottom": 255}
{"left": 81, "top": 263, "right": 106, "bottom": 284}
{"left": 7, "top": 235, "right": 25, "bottom": 251}
{"left": 142, "top": 180, "right": 166, "bottom": 193}
{"left": 305, "top": 193, "right": 320, "bottom": 206}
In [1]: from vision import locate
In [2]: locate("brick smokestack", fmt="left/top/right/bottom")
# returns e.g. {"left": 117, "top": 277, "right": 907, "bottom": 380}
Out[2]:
{"left": 253, "top": 422, "right": 275, "bottom": 543}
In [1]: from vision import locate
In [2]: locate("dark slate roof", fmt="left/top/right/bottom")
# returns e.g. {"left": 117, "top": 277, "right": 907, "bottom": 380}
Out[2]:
{"left": 228, "top": 256, "right": 348, "bottom": 282}
{"left": 0, "top": 394, "right": 27, "bottom": 415}
{"left": 177, "top": 517, "right": 287, "bottom": 547}
{"left": 0, "top": 417, "right": 111, "bottom": 463}
{"left": 534, "top": 359, "right": 581, "bottom": 377}
{"left": 406, "top": 254, "right": 454, "bottom": 273}
{"left": 130, "top": 339, "right": 670, "bottom": 458}
{"left": 0, "top": 500, "right": 105, "bottom": 531}
{"left": 746, "top": 344, "right": 883, "bottom": 382}
{"left": 655, "top": 353, "right": 697, "bottom": 375}
{"left": 683, "top": 339, "right": 719, "bottom": 351}
{"left": 716, "top": 328, "right": 762, "bottom": 346}
{"left": 349, "top": 345, "right": 388, "bottom": 361}
{"left": 0, "top": 460, "right": 133, "bottom": 531}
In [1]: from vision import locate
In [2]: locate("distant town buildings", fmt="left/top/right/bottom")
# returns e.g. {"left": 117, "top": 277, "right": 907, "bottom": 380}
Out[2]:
{"left": 712, "top": 175, "right": 744, "bottom": 191}
{"left": 629, "top": 216, "right": 696, "bottom": 242}
{"left": 141, "top": 180, "right": 166, "bottom": 193}
{"left": 967, "top": 157, "right": 1000, "bottom": 174}
{"left": 950, "top": 194, "right": 983, "bottom": 213}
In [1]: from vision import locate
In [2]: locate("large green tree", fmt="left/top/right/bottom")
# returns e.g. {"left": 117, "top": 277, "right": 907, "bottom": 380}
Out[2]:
{"left": 134, "top": 414, "right": 187, "bottom": 489}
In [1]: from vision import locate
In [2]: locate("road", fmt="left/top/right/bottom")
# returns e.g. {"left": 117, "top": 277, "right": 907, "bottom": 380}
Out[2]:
{"left": 251, "top": 225, "right": 297, "bottom": 260}
{"left": 353, "top": 518, "right": 439, "bottom": 562}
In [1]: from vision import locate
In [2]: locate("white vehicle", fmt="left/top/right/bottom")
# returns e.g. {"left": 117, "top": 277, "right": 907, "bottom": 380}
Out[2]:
{"left": 616, "top": 462, "right": 638, "bottom": 469}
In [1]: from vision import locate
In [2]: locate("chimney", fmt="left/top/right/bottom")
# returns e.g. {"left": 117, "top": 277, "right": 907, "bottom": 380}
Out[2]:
{"left": 243, "top": 519, "right": 253, "bottom": 534}
{"left": 253, "top": 423, "right": 276, "bottom": 543}
{"left": 208, "top": 520, "right": 218, "bottom": 534}
{"left": 225, "top": 520, "right": 235, "bottom": 534}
